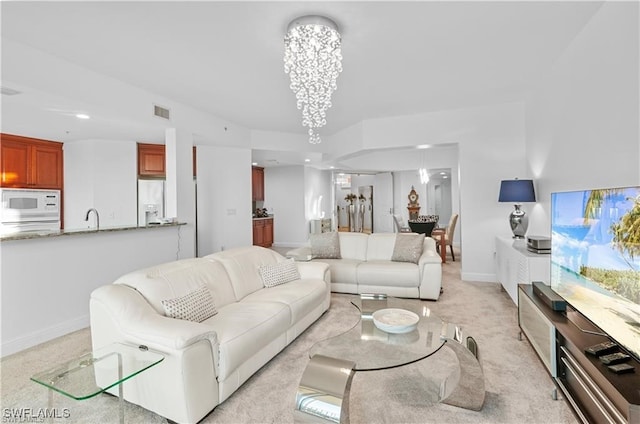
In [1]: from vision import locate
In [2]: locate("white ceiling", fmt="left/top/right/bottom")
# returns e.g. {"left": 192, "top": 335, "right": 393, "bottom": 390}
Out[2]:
{"left": 1, "top": 1, "right": 603, "bottom": 168}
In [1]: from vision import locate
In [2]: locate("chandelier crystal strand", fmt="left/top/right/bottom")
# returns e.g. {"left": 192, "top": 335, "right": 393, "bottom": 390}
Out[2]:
{"left": 284, "top": 16, "right": 342, "bottom": 144}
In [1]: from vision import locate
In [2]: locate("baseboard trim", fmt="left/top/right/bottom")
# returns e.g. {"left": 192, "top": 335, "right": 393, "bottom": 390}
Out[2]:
{"left": 461, "top": 272, "right": 496, "bottom": 283}
{"left": 1, "top": 315, "right": 89, "bottom": 358}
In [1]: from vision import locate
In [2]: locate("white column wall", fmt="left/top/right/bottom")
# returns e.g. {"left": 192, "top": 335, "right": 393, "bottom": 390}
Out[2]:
{"left": 196, "top": 145, "right": 252, "bottom": 256}
{"left": 264, "top": 166, "right": 307, "bottom": 247}
{"left": 165, "top": 128, "right": 196, "bottom": 258}
{"left": 304, "top": 167, "right": 332, "bottom": 221}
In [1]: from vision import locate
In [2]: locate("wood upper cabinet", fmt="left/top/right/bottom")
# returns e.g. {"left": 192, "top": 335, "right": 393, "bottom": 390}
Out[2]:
{"left": 252, "top": 166, "right": 264, "bottom": 201}
{"left": 138, "top": 143, "right": 197, "bottom": 177}
{"left": 0, "top": 134, "right": 63, "bottom": 189}
{"left": 138, "top": 143, "right": 166, "bottom": 177}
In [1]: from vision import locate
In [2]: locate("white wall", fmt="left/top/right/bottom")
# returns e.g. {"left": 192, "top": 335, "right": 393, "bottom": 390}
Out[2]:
{"left": 64, "top": 139, "right": 137, "bottom": 229}
{"left": 264, "top": 166, "right": 307, "bottom": 247}
{"left": 196, "top": 145, "right": 252, "bottom": 256}
{"left": 526, "top": 2, "right": 640, "bottom": 237}
{"left": 0, "top": 225, "right": 183, "bottom": 356}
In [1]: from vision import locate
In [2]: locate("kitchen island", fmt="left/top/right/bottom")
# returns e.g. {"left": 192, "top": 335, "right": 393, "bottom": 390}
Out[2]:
{"left": 1, "top": 222, "right": 190, "bottom": 357}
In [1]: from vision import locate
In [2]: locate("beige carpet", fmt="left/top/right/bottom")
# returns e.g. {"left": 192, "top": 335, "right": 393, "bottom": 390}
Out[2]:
{"left": 0, "top": 255, "right": 577, "bottom": 423}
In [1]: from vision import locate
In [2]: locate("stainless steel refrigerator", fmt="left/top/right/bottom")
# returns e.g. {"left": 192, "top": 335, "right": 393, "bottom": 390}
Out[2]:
{"left": 138, "top": 180, "right": 165, "bottom": 225}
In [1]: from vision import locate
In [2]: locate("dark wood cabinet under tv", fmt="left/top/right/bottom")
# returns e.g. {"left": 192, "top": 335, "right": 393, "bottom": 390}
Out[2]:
{"left": 518, "top": 284, "right": 640, "bottom": 424}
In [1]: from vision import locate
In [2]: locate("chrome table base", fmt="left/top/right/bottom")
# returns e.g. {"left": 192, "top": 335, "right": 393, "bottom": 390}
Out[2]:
{"left": 295, "top": 322, "right": 485, "bottom": 423}
{"left": 439, "top": 323, "right": 486, "bottom": 411}
{"left": 294, "top": 355, "right": 356, "bottom": 423}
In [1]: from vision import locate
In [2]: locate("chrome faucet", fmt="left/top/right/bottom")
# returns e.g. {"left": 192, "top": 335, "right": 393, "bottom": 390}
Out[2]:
{"left": 85, "top": 208, "right": 100, "bottom": 230}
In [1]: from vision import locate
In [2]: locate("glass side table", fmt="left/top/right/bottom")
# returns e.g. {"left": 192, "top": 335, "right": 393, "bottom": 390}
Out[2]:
{"left": 31, "top": 343, "right": 164, "bottom": 424}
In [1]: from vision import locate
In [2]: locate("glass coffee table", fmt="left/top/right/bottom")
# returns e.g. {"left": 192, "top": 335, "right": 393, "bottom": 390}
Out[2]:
{"left": 294, "top": 294, "right": 485, "bottom": 423}
{"left": 31, "top": 343, "right": 164, "bottom": 424}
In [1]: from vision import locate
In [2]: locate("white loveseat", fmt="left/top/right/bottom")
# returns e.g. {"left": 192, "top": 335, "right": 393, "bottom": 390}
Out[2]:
{"left": 288, "top": 232, "right": 442, "bottom": 300}
{"left": 89, "top": 246, "right": 330, "bottom": 424}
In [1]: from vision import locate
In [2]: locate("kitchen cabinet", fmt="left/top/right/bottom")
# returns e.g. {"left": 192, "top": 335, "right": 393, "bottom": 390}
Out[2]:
{"left": 138, "top": 143, "right": 166, "bottom": 177}
{"left": 0, "top": 134, "right": 63, "bottom": 189}
{"left": 252, "top": 166, "right": 264, "bottom": 201}
{"left": 138, "top": 143, "right": 197, "bottom": 178}
{"left": 253, "top": 218, "right": 273, "bottom": 247}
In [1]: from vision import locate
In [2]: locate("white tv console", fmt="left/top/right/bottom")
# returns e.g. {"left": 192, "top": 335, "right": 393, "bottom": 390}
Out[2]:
{"left": 495, "top": 236, "right": 550, "bottom": 305}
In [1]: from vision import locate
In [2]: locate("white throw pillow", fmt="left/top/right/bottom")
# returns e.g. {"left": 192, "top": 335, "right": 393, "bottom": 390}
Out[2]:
{"left": 259, "top": 258, "right": 301, "bottom": 288}
{"left": 161, "top": 285, "right": 217, "bottom": 322}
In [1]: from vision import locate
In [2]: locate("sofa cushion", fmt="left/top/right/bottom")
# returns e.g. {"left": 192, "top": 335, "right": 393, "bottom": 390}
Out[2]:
{"left": 241, "top": 278, "right": 328, "bottom": 325}
{"left": 365, "top": 233, "right": 397, "bottom": 260}
{"left": 391, "top": 233, "right": 425, "bottom": 264}
{"left": 337, "top": 232, "right": 369, "bottom": 261}
{"left": 357, "top": 260, "right": 420, "bottom": 287}
{"left": 259, "top": 258, "right": 301, "bottom": 288}
{"left": 161, "top": 285, "right": 218, "bottom": 322}
{"left": 310, "top": 232, "right": 341, "bottom": 259}
{"left": 114, "top": 258, "right": 237, "bottom": 314}
{"left": 203, "top": 301, "right": 290, "bottom": 381}
{"left": 207, "top": 247, "right": 285, "bottom": 301}
{"left": 313, "top": 258, "right": 361, "bottom": 285}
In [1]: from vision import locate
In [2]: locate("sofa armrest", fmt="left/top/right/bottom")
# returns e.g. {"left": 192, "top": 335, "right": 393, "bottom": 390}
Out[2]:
{"left": 91, "top": 284, "right": 218, "bottom": 352}
{"left": 286, "top": 246, "right": 312, "bottom": 260}
{"left": 296, "top": 261, "right": 330, "bottom": 282}
{"left": 419, "top": 237, "right": 442, "bottom": 265}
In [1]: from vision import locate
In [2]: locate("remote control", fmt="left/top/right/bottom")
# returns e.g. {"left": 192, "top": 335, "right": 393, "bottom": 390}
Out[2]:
{"left": 607, "top": 363, "right": 635, "bottom": 374}
{"left": 599, "top": 352, "right": 631, "bottom": 365}
{"left": 585, "top": 341, "right": 618, "bottom": 356}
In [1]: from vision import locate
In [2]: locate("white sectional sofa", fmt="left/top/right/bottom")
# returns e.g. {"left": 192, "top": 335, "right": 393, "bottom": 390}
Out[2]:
{"left": 89, "top": 246, "right": 330, "bottom": 424}
{"left": 288, "top": 232, "right": 442, "bottom": 300}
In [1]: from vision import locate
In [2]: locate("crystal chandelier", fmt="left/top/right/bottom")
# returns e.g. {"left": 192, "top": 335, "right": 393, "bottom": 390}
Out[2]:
{"left": 284, "top": 15, "right": 343, "bottom": 144}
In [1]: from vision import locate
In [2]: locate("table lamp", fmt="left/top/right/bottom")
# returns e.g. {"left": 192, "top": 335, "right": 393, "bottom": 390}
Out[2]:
{"left": 498, "top": 178, "right": 536, "bottom": 239}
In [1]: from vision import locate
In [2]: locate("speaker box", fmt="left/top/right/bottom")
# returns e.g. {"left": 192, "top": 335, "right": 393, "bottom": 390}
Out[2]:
{"left": 532, "top": 281, "right": 566, "bottom": 311}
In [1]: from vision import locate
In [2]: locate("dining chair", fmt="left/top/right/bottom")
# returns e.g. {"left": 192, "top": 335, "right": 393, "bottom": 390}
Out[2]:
{"left": 434, "top": 213, "right": 458, "bottom": 261}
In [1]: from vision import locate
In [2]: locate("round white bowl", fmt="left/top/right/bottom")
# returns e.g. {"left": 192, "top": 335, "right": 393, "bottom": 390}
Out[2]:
{"left": 372, "top": 308, "right": 420, "bottom": 334}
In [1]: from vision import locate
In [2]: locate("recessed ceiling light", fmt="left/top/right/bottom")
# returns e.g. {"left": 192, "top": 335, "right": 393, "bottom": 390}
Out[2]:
{"left": 304, "top": 159, "right": 311, "bottom": 163}
{"left": 440, "top": 172, "right": 446, "bottom": 175}
{"left": 443, "top": 175, "right": 448, "bottom": 179}
{"left": 75, "top": 113, "right": 90, "bottom": 119}
{"left": 416, "top": 144, "right": 431, "bottom": 149}
{"left": 329, "top": 166, "right": 335, "bottom": 169}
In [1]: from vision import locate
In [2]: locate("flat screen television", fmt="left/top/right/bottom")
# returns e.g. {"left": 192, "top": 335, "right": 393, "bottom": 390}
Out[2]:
{"left": 551, "top": 186, "right": 640, "bottom": 360}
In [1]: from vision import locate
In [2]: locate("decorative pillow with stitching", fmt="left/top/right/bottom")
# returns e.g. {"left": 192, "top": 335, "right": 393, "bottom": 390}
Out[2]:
{"left": 161, "top": 285, "right": 217, "bottom": 322}
{"left": 259, "top": 258, "right": 301, "bottom": 288}
{"left": 310, "top": 232, "right": 341, "bottom": 259}
{"left": 391, "top": 233, "right": 425, "bottom": 264}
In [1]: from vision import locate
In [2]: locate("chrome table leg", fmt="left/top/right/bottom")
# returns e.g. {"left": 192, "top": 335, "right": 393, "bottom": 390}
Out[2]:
{"left": 439, "top": 323, "right": 486, "bottom": 411}
{"left": 294, "top": 355, "right": 356, "bottom": 424}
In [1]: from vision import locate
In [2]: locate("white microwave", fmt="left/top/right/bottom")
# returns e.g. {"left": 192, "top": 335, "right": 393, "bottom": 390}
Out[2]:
{"left": 0, "top": 188, "right": 61, "bottom": 223}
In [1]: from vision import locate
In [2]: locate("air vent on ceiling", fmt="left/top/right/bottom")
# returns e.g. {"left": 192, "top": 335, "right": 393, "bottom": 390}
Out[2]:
{"left": 1, "top": 86, "right": 21, "bottom": 96}
{"left": 153, "top": 104, "right": 171, "bottom": 120}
